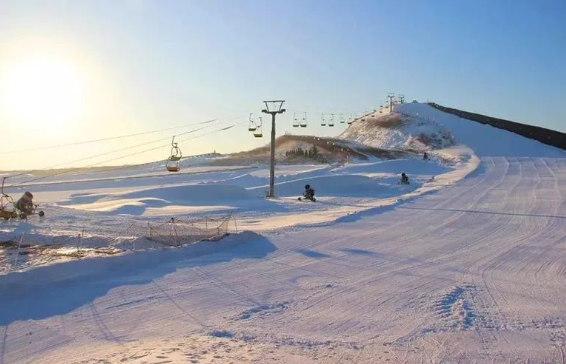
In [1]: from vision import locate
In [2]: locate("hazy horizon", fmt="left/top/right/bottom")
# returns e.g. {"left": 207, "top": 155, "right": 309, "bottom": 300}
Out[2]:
{"left": 1, "top": 0, "right": 564, "bottom": 170}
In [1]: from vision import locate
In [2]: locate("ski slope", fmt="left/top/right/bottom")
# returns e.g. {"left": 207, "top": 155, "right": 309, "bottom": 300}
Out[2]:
{"left": 1, "top": 156, "right": 564, "bottom": 363}
{"left": 0, "top": 104, "right": 565, "bottom": 363}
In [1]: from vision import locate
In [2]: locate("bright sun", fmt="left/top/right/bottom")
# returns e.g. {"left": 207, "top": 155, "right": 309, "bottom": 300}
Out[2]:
{"left": 0, "top": 55, "right": 85, "bottom": 131}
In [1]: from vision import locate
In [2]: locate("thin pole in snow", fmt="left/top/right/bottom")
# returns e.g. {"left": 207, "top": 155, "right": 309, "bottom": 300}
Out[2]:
{"left": 77, "top": 229, "right": 84, "bottom": 254}
{"left": 14, "top": 233, "right": 24, "bottom": 269}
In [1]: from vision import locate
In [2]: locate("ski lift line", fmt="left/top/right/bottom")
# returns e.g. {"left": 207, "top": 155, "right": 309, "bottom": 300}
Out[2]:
{"left": 6, "top": 119, "right": 248, "bottom": 188}
{"left": 0, "top": 119, "right": 219, "bottom": 155}
{"left": 6, "top": 115, "right": 248, "bottom": 179}
{"left": 7, "top": 125, "right": 208, "bottom": 179}
{"left": 291, "top": 110, "right": 365, "bottom": 116}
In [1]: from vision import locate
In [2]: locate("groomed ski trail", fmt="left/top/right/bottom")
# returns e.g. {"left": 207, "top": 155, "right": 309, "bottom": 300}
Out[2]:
{"left": 1, "top": 156, "right": 566, "bottom": 363}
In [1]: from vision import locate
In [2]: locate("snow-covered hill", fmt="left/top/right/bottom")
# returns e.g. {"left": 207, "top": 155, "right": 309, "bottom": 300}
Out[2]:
{"left": 341, "top": 103, "right": 565, "bottom": 158}
{"left": 398, "top": 103, "right": 565, "bottom": 157}
{"left": 214, "top": 134, "right": 411, "bottom": 165}
{"left": 340, "top": 110, "right": 455, "bottom": 151}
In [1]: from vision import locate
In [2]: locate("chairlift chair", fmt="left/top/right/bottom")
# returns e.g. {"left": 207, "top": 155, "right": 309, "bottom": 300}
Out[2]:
{"left": 328, "top": 114, "right": 335, "bottom": 127}
{"left": 166, "top": 137, "right": 182, "bottom": 172}
{"left": 320, "top": 114, "right": 327, "bottom": 127}
{"left": 253, "top": 117, "right": 263, "bottom": 138}
{"left": 300, "top": 112, "right": 307, "bottom": 127}
{"left": 293, "top": 113, "right": 300, "bottom": 128}
{"left": 248, "top": 113, "right": 257, "bottom": 131}
{"left": 340, "top": 115, "right": 345, "bottom": 124}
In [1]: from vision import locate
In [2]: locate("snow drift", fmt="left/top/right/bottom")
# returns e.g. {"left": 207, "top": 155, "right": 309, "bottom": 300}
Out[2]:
{"left": 60, "top": 184, "right": 258, "bottom": 213}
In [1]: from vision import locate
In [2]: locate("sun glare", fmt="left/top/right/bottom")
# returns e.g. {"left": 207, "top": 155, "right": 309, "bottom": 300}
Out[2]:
{"left": 0, "top": 55, "right": 85, "bottom": 132}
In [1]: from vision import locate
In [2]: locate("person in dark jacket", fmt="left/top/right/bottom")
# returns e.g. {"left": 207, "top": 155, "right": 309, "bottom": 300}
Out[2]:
{"left": 301, "top": 184, "right": 316, "bottom": 201}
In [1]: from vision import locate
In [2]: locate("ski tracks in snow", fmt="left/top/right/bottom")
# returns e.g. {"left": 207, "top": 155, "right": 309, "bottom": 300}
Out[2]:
{"left": 1, "top": 156, "right": 566, "bottom": 363}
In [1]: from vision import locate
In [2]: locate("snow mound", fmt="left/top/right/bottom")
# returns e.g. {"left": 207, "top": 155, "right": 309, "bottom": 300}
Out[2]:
{"left": 60, "top": 184, "right": 258, "bottom": 213}
{"left": 341, "top": 112, "right": 455, "bottom": 151}
{"left": 398, "top": 103, "right": 566, "bottom": 157}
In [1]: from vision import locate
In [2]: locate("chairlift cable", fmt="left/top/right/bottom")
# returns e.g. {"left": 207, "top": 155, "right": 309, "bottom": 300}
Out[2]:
{"left": 0, "top": 119, "right": 218, "bottom": 155}
{"left": 6, "top": 116, "right": 248, "bottom": 187}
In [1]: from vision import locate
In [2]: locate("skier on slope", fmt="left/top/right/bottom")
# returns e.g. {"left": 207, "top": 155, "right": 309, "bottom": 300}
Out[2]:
{"left": 400, "top": 173, "right": 410, "bottom": 185}
{"left": 299, "top": 184, "right": 316, "bottom": 202}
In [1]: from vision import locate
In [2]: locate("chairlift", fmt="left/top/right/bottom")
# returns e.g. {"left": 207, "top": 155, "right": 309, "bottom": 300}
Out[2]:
{"left": 253, "top": 117, "right": 263, "bottom": 138}
{"left": 293, "top": 113, "right": 300, "bottom": 128}
{"left": 248, "top": 113, "right": 257, "bottom": 131}
{"left": 340, "top": 115, "right": 345, "bottom": 124}
{"left": 166, "top": 136, "right": 182, "bottom": 172}
{"left": 321, "top": 114, "right": 327, "bottom": 126}
{"left": 300, "top": 112, "right": 307, "bottom": 127}
{"left": 328, "top": 114, "right": 335, "bottom": 127}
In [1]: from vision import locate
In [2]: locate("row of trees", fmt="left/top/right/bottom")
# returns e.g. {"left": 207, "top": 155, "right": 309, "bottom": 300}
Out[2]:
{"left": 285, "top": 145, "right": 326, "bottom": 162}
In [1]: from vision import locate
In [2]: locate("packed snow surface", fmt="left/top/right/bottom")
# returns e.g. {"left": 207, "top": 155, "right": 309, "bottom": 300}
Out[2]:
{"left": 0, "top": 103, "right": 565, "bottom": 363}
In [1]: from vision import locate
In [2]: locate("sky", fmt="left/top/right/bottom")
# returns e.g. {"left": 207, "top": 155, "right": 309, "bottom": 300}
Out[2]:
{"left": 0, "top": 0, "right": 564, "bottom": 170}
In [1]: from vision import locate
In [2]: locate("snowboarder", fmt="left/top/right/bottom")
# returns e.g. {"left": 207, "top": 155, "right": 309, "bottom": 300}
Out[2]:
{"left": 400, "top": 173, "right": 410, "bottom": 185}
{"left": 423, "top": 152, "right": 429, "bottom": 160}
{"left": 299, "top": 184, "right": 316, "bottom": 202}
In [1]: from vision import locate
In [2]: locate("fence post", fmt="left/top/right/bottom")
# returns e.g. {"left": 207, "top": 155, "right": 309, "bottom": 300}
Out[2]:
{"left": 171, "top": 217, "right": 179, "bottom": 246}
{"left": 147, "top": 222, "right": 155, "bottom": 249}
{"left": 77, "top": 229, "right": 84, "bottom": 254}
{"left": 14, "top": 233, "right": 24, "bottom": 270}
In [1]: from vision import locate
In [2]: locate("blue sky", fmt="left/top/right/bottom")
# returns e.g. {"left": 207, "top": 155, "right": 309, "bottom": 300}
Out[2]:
{"left": 0, "top": 0, "right": 564, "bottom": 169}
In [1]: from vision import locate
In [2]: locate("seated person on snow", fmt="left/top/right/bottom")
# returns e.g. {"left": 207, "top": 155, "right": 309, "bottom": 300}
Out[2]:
{"left": 401, "top": 173, "right": 410, "bottom": 185}
{"left": 15, "top": 191, "right": 35, "bottom": 215}
{"left": 302, "top": 184, "right": 316, "bottom": 201}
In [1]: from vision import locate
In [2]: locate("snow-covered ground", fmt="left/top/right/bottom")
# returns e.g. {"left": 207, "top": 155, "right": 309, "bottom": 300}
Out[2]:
{"left": 1, "top": 103, "right": 565, "bottom": 363}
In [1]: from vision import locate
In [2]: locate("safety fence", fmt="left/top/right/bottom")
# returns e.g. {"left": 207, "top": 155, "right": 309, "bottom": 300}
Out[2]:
{"left": 0, "top": 213, "right": 239, "bottom": 274}
{"left": 145, "top": 214, "right": 237, "bottom": 247}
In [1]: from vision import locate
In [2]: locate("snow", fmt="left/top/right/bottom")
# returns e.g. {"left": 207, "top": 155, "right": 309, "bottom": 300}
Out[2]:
{"left": 341, "top": 109, "right": 455, "bottom": 151}
{"left": 398, "top": 103, "right": 566, "bottom": 157}
{"left": 1, "top": 104, "right": 565, "bottom": 363}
